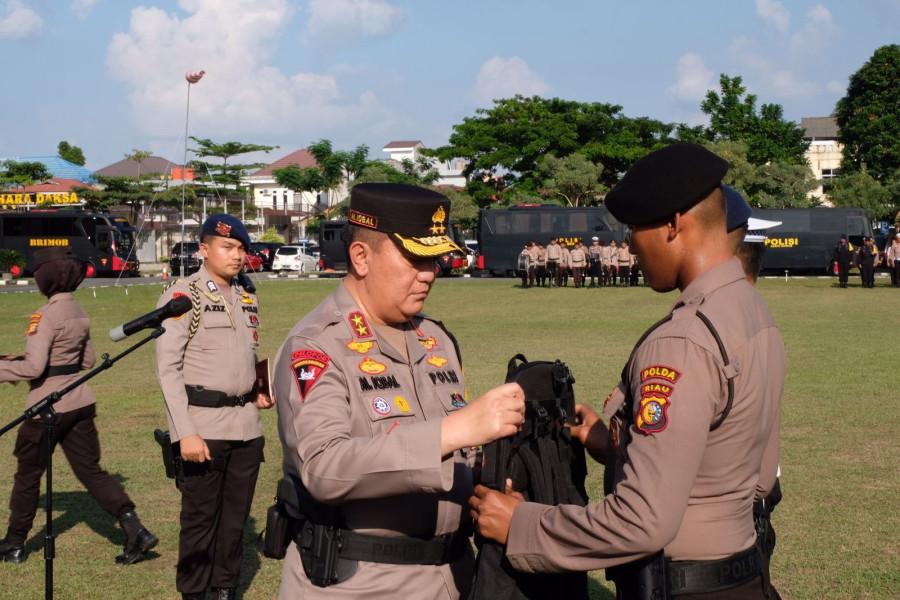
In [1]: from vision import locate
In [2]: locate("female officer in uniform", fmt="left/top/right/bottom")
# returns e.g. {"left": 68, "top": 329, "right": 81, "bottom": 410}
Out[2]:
{"left": 0, "top": 247, "right": 157, "bottom": 565}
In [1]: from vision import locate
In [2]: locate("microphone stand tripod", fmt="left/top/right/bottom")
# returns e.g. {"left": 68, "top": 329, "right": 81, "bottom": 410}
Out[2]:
{"left": 0, "top": 326, "right": 165, "bottom": 600}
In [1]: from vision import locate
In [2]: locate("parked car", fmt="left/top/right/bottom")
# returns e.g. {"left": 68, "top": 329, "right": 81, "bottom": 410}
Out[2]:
{"left": 249, "top": 241, "right": 283, "bottom": 271}
{"left": 170, "top": 242, "right": 202, "bottom": 276}
{"left": 244, "top": 252, "right": 263, "bottom": 272}
{"left": 272, "top": 245, "right": 319, "bottom": 273}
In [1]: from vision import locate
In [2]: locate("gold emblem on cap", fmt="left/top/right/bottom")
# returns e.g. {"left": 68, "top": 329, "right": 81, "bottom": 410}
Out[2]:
{"left": 429, "top": 206, "right": 447, "bottom": 235}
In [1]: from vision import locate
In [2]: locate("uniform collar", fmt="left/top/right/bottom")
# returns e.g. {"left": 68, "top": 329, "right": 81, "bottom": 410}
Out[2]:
{"left": 47, "top": 292, "right": 74, "bottom": 305}
{"left": 673, "top": 258, "right": 745, "bottom": 311}
{"left": 194, "top": 264, "right": 235, "bottom": 294}
{"left": 334, "top": 281, "right": 420, "bottom": 364}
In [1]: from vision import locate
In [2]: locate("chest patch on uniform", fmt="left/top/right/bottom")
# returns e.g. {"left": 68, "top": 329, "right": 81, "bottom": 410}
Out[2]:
{"left": 451, "top": 391, "right": 467, "bottom": 408}
{"left": 248, "top": 314, "right": 260, "bottom": 327}
{"left": 640, "top": 365, "right": 682, "bottom": 384}
{"left": 358, "top": 375, "right": 400, "bottom": 391}
{"left": 346, "top": 340, "right": 375, "bottom": 354}
{"left": 635, "top": 392, "right": 670, "bottom": 435}
{"left": 171, "top": 292, "right": 190, "bottom": 320}
{"left": 428, "top": 370, "right": 459, "bottom": 385}
{"left": 426, "top": 355, "right": 448, "bottom": 367}
{"left": 240, "top": 292, "right": 254, "bottom": 304}
{"left": 348, "top": 311, "right": 372, "bottom": 338}
{"left": 206, "top": 280, "right": 218, "bottom": 293}
{"left": 394, "top": 396, "right": 410, "bottom": 412}
{"left": 204, "top": 304, "right": 226, "bottom": 312}
{"left": 242, "top": 305, "right": 258, "bottom": 314}
{"left": 359, "top": 356, "right": 386, "bottom": 374}
{"left": 26, "top": 313, "right": 41, "bottom": 335}
{"left": 291, "top": 349, "right": 330, "bottom": 402}
{"left": 372, "top": 396, "right": 391, "bottom": 415}
{"left": 418, "top": 336, "right": 437, "bottom": 351}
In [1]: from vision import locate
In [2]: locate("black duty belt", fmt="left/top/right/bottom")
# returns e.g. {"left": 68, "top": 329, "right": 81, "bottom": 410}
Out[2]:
{"left": 43, "top": 364, "right": 82, "bottom": 377}
{"left": 339, "top": 530, "right": 465, "bottom": 566}
{"left": 668, "top": 545, "right": 762, "bottom": 596}
{"left": 185, "top": 385, "right": 254, "bottom": 408}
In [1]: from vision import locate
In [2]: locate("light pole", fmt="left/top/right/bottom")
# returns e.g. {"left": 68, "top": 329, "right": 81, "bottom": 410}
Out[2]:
{"left": 181, "top": 70, "right": 205, "bottom": 245}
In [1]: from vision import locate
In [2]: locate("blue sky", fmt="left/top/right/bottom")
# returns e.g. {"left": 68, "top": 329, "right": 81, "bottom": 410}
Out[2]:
{"left": 1, "top": 0, "right": 899, "bottom": 172}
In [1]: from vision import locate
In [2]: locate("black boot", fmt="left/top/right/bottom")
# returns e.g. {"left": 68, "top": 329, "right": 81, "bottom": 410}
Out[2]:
{"left": 182, "top": 593, "right": 207, "bottom": 600}
{"left": 116, "top": 510, "right": 159, "bottom": 565}
{"left": 0, "top": 528, "right": 28, "bottom": 563}
{"left": 211, "top": 588, "right": 236, "bottom": 600}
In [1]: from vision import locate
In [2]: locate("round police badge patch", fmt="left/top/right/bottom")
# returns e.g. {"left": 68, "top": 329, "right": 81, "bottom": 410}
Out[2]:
{"left": 451, "top": 391, "right": 467, "bottom": 408}
{"left": 372, "top": 396, "right": 391, "bottom": 415}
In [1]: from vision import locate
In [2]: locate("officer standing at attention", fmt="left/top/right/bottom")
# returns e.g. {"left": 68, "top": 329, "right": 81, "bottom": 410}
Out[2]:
{"left": 535, "top": 243, "right": 548, "bottom": 287}
{"left": 831, "top": 234, "right": 853, "bottom": 288}
{"left": 856, "top": 236, "right": 877, "bottom": 288}
{"left": 569, "top": 241, "right": 587, "bottom": 288}
{"left": 471, "top": 143, "right": 786, "bottom": 600}
{"left": 273, "top": 183, "right": 525, "bottom": 599}
{"left": 607, "top": 239, "right": 619, "bottom": 286}
{"left": 588, "top": 237, "right": 603, "bottom": 287}
{"left": 546, "top": 239, "right": 562, "bottom": 287}
{"left": 0, "top": 247, "right": 157, "bottom": 565}
{"left": 155, "top": 214, "right": 275, "bottom": 600}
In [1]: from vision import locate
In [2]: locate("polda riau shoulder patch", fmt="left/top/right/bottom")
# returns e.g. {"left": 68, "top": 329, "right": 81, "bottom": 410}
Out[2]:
{"left": 635, "top": 392, "right": 670, "bottom": 435}
{"left": 639, "top": 365, "right": 682, "bottom": 384}
{"left": 26, "top": 313, "right": 42, "bottom": 335}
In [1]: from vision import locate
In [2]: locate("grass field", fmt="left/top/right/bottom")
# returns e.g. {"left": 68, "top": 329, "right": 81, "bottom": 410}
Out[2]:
{"left": 0, "top": 274, "right": 898, "bottom": 599}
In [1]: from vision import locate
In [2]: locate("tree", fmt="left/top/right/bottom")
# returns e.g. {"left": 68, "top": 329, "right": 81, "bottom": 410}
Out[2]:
{"left": 535, "top": 153, "right": 606, "bottom": 206}
{"left": 0, "top": 160, "right": 52, "bottom": 187}
{"left": 57, "top": 141, "right": 86, "bottom": 166}
{"left": 272, "top": 165, "right": 328, "bottom": 209}
{"left": 430, "top": 95, "right": 675, "bottom": 207}
{"left": 828, "top": 167, "right": 895, "bottom": 220}
{"left": 74, "top": 175, "right": 189, "bottom": 215}
{"left": 835, "top": 44, "right": 900, "bottom": 183}
{"left": 714, "top": 140, "right": 818, "bottom": 208}
{"left": 700, "top": 74, "right": 809, "bottom": 165}
{"left": 259, "top": 226, "right": 285, "bottom": 243}
{"left": 124, "top": 149, "right": 153, "bottom": 178}
{"left": 188, "top": 137, "right": 278, "bottom": 196}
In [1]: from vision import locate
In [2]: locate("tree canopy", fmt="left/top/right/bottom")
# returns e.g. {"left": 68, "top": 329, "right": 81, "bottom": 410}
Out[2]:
{"left": 58, "top": 141, "right": 86, "bottom": 166}
{"left": 0, "top": 160, "right": 52, "bottom": 187}
{"left": 835, "top": 44, "right": 900, "bottom": 182}
{"left": 188, "top": 137, "right": 278, "bottom": 195}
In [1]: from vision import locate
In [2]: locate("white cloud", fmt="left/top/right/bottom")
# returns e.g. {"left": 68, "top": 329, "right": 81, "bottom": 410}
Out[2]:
{"left": 790, "top": 4, "right": 838, "bottom": 57}
{"left": 302, "top": 0, "right": 404, "bottom": 48}
{"left": 666, "top": 53, "right": 715, "bottom": 103}
{"left": 106, "top": 0, "right": 399, "bottom": 148}
{"left": 72, "top": 0, "right": 101, "bottom": 21}
{"left": 0, "top": 0, "right": 44, "bottom": 40}
{"left": 826, "top": 79, "right": 846, "bottom": 96}
{"left": 756, "top": 0, "right": 790, "bottom": 33}
{"left": 468, "top": 56, "right": 550, "bottom": 106}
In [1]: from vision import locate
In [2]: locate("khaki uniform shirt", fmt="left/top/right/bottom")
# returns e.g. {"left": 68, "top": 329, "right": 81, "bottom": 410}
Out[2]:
{"left": 0, "top": 293, "right": 95, "bottom": 413}
{"left": 546, "top": 244, "right": 562, "bottom": 263}
{"left": 155, "top": 265, "right": 263, "bottom": 443}
{"left": 616, "top": 247, "right": 634, "bottom": 267}
{"left": 536, "top": 248, "right": 547, "bottom": 267}
{"left": 588, "top": 244, "right": 603, "bottom": 263}
{"left": 604, "top": 247, "right": 616, "bottom": 267}
{"left": 506, "top": 259, "right": 784, "bottom": 572}
{"left": 560, "top": 248, "right": 570, "bottom": 268}
{"left": 569, "top": 248, "right": 587, "bottom": 268}
{"left": 274, "top": 283, "right": 475, "bottom": 598}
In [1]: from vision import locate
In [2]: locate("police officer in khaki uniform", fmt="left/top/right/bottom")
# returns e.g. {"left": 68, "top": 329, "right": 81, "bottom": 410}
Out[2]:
{"left": 471, "top": 143, "right": 785, "bottom": 600}
{"left": 616, "top": 241, "right": 634, "bottom": 287}
{"left": 588, "top": 237, "right": 603, "bottom": 287}
{"left": 607, "top": 239, "right": 619, "bottom": 286}
{"left": 155, "top": 215, "right": 274, "bottom": 600}
{"left": 569, "top": 241, "right": 587, "bottom": 288}
{"left": 0, "top": 247, "right": 157, "bottom": 565}
{"left": 535, "top": 243, "right": 548, "bottom": 287}
{"left": 546, "top": 239, "right": 562, "bottom": 288}
{"left": 273, "top": 183, "right": 525, "bottom": 599}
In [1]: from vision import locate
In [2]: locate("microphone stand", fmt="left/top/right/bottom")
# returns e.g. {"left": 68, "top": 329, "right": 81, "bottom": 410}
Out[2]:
{"left": 0, "top": 326, "right": 165, "bottom": 600}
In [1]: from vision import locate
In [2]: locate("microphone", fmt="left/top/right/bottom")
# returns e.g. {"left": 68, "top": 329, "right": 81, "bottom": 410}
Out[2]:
{"left": 109, "top": 296, "right": 192, "bottom": 341}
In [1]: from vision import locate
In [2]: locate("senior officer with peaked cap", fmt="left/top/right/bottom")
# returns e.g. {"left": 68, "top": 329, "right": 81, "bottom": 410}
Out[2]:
{"left": 471, "top": 143, "right": 785, "bottom": 599}
{"left": 155, "top": 214, "right": 274, "bottom": 600}
{"left": 273, "top": 183, "right": 525, "bottom": 599}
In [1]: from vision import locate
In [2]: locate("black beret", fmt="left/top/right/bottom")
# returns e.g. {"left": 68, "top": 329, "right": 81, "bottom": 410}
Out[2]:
{"left": 605, "top": 143, "right": 728, "bottom": 225}
{"left": 723, "top": 185, "right": 752, "bottom": 232}
{"left": 349, "top": 183, "right": 463, "bottom": 257}
{"left": 201, "top": 214, "right": 251, "bottom": 250}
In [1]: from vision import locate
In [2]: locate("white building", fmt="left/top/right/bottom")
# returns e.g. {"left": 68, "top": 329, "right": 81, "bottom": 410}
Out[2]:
{"left": 801, "top": 117, "right": 842, "bottom": 202}
{"left": 382, "top": 141, "right": 467, "bottom": 188}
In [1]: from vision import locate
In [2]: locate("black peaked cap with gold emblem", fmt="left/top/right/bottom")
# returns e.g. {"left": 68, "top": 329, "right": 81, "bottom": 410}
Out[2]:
{"left": 348, "top": 183, "right": 463, "bottom": 257}
{"left": 605, "top": 143, "right": 729, "bottom": 226}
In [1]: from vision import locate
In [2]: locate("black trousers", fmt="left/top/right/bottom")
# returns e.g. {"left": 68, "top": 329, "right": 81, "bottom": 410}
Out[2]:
{"left": 176, "top": 437, "right": 264, "bottom": 594}
{"left": 860, "top": 263, "right": 875, "bottom": 288}
{"left": 618, "top": 266, "right": 631, "bottom": 286}
{"left": 8, "top": 403, "right": 134, "bottom": 532}
{"left": 891, "top": 261, "right": 900, "bottom": 287}
{"left": 838, "top": 260, "right": 850, "bottom": 286}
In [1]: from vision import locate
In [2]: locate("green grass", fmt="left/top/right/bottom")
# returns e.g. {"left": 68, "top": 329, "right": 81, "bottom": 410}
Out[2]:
{"left": 0, "top": 275, "right": 898, "bottom": 599}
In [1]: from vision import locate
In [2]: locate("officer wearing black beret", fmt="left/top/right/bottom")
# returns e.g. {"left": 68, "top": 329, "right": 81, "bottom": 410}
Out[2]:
{"left": 274, "top": 182, "right": 525, "bottom": 599}
{"left": 473, "top": 144, "right": 785, "bottom": 600}
{"left": 0, "top": 247, "right": 157, "bottom": 565}
{"left": 155, "top": 214, "right": 274, "bottom": 600}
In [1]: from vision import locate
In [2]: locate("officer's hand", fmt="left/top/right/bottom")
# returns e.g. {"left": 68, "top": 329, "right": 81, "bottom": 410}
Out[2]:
{"left": 570, "top": 403, "right": 608, "bottom": 463}
{"left": 180, "top": 434, "right": 211, "bottom": 463}
{"left": 469, "top": 484, "right": 524, "bottom": 545}
{"left": 255, "top": 392, "right": 275, "bottom": 409}
{"left": 441, "top": 383, "right": 525, "bottom": 455}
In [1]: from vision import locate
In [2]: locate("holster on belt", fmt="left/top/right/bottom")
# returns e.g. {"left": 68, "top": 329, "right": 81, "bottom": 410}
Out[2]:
{"left": 606, "top": 550, "right": 670, "bottom": 600}
{"left": 153, "top": 428, "right": 178, "bottom": 479}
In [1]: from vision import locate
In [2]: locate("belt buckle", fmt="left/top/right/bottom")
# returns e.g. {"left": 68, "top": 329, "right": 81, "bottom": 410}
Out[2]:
{"left": 234, "top": 394, "right": 248, "bottom": 407}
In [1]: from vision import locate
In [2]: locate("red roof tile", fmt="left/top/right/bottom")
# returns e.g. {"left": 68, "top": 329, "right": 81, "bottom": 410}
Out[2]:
{"left": 20, "top": 178, "right": 99, "bottom": 193}
{"left": 249, "top": 149, "right": 319, "bottom": 177}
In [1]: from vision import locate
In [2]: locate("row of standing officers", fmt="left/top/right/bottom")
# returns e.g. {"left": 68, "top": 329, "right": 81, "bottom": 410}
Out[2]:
{"left": 519, "top": 238, "right": 641, "bottom": 288}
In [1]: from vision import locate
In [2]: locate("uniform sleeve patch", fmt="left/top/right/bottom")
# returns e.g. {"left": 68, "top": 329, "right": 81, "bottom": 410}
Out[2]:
{"left": 291, "top": 349, "right": 330, "bottom": 402}
{"left": 635, "top": 393, "right": 670, "bottom": 435}
{"left": 348, "top": 311, "right": 372, "bottom": 338}
{"left": 171, "top": 292, "right": 190, "bottom": 320}
{"left": 639, "top": 365, "right": 682, "bottom": 384}
{"left": 26, "top": 313, "right": 42, "bottom": 335}
{"left": 418, "top": 336, "right": 438, "bottom": 351}
{"left": 346, "top": 340, "right": 375, "bottom": 354}
{"left": 359, "top": 356, "right": 386, "bottom": 374}
{"left": 426, "top": 355, "right": 448, "bottom": 367}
